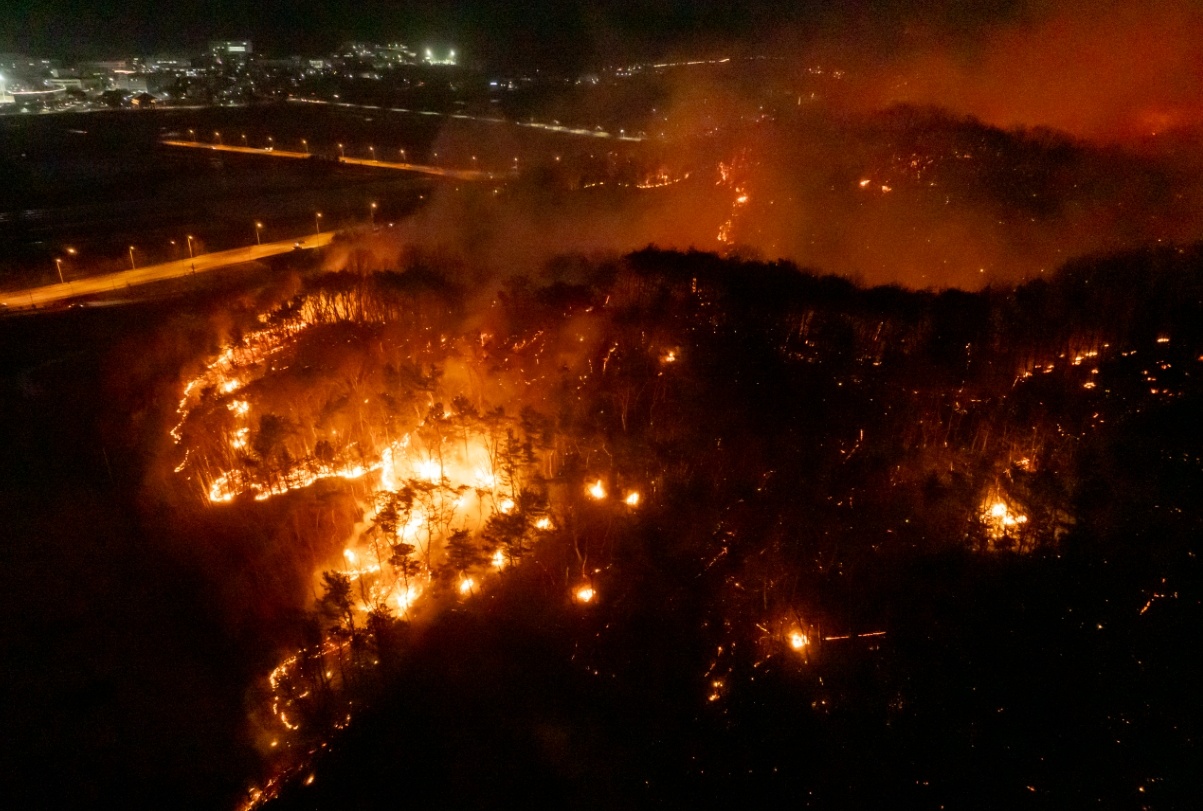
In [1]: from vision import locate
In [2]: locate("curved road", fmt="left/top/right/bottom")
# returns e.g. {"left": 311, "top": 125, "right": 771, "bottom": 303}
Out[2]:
{"left": 0, "top": 232, "right": 334, "bottom": 310}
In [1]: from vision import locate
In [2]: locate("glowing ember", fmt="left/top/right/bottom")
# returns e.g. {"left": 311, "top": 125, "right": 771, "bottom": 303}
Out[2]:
{"left": 708, "top": 679, "right": 724, "bottom": 702}
{"left": 534, "top": 516, "right": 553, "bottom": 530}
{"left": 624, "top": 491, "right": 641, "bottom": 507}
{"left": 575, "top": 585, "right": 595, "bottom": 603}
{"left": 789, "top": 631, "right": 810, "bottom": 651}
{"left": 458, "top": 577, "right": 476, "bottom": 595}
{"left": 588, "top": 480, "right": 606, "bottom": 500}
{"left": 491, "top": 549, "right": 506, "bottom": 569}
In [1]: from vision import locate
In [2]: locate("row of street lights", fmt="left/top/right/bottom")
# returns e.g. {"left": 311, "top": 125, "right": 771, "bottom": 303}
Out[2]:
{"left": 53, "top": 203, "right": 386, "bottom": 285}
{"left": 183, "top": 130, "right": 499, "bottom": 170}
{"left": 126, "top": 234, "right": 196, "bottom": 271}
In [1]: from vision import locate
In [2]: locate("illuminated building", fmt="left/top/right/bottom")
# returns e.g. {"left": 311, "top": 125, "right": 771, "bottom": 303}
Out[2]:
{"left": 210, "top": 40, "right": 253, "bottom": 66}
{"left": 422, "top": 47, "right": 458, "bottom": 66}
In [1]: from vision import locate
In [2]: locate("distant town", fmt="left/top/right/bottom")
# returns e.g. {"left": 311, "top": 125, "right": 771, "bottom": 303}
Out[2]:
{"left": 0, "top": 40, "right": 465, "bottom": 112}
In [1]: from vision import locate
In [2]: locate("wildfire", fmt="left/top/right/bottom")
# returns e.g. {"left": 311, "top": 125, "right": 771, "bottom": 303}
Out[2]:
{"left": 414, "top": 458, "right": 441, "bottom": 482}
{"left": 982, "top": 497, "right": 1029, "bottom": 546}
{"left": 635, "top": 169, "right": 690, "bottom": 189}
{"left": 394, "top": 584, "right": 422, "bottom": 614}
{"left": 179, "top": 280, "right": 656, "bottom": 806}
{"left": 715, "top": 153, "right": 751, "bottom": 245}
{"left": 208, "top": 460, "right": 382, "bottom": 503}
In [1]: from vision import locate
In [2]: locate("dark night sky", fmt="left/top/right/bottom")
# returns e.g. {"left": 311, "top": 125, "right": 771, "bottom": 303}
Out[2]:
{"left": 0, "top": 0, "right": 1021, "bottom": 69}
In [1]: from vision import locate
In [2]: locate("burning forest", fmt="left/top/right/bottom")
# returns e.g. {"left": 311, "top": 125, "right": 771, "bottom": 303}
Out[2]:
{"left": 115, "top": 241, "right": 1199, "bottom": 807}
{"left": 6, "top": 6, "right": 1203, "bottom": 806}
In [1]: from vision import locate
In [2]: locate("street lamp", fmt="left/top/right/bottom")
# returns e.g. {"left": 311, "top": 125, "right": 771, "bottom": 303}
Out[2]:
{"left": 368, "top": 145, "right": 376, "bottom": 161}
{"left": 128, "top": 246, "right": 137, "bottom": 270}
{"left": 315, "top": 212, "right": 323, "bottom": 234}
{"left": 301, "top": 138, "right": 309, "bottom": 154}
{"left": 399, "top": 148, "right": 407, "bottom": 161}
{"left": 55, "top": 258, "right": 64, "bottom": 284}
{"left": 338, "top": 143, "right": 345, "bottom": 158}
{"left": 186, "top": 235, "right": 195, "bottom": 271}
{"left": 188, "top": 128, "right": 196, "bottom": 141}
{"left": 255, "top": 221, "right": 264, "bottom": 245}
{"left": 267, "top": 135, "right": 274, "bottom": 151}
{"left": 213, "top": 131, "right": 222, "bottom": 145}
{"left": 241, "top": 133, "right": 248, "bottom": 146}
{"left": 369, "top": 202, "right": 377, "bottom": 227}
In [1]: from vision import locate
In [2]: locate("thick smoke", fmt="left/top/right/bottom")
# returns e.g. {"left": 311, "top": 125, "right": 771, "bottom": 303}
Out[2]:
{"left": 332, "top": 0, "right": 1203, "bottom": 290}
{"left": 833, "top": 0, "right": 1203, "bottom": 142}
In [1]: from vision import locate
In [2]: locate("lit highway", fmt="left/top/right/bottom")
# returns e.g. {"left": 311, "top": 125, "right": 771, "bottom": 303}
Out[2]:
{"left": 288, "top": 96, "right": 647, "bottom": 141}
{"left": 160, "top": 139, "right": 315, "bottom": 160}
{"left": 337, "top": 155, "right": 504, "bottom": 180}
{"left": 161, "top": 139, "right": 507, "bottom": 181}
{"left": 0, "top": 232, "right": 334, "bottom": 310}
